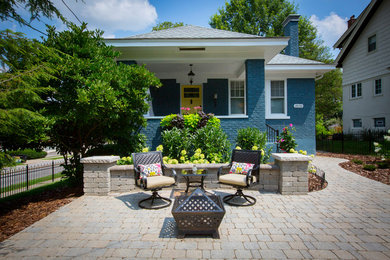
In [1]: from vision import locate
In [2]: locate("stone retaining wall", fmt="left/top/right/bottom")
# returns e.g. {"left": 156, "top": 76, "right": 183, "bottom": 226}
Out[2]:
{"left": 81, "top": 153, "right": 311, "bottom": 196}
{"left": 110, "top": 163, "right": 280, "bottom": 193}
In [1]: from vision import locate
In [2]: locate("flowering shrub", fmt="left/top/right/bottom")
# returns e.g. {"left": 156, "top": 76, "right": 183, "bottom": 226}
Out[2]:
{"left": 160, "top": 108, "right": 219, "bottom": 132}
{"left": 236, "top": 127, "right": 271, "bottom": 163}
{"left": 374, "top": 129, "right": 390, "bottom": 161}
{"left": 277, "top": 124, "right": 297, "bottom": 152}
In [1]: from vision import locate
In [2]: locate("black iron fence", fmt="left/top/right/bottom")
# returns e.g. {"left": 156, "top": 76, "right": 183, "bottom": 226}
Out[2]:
{"left": 316, "top": 130, "right": 389, "bottom": 155}
{"left": 0, "top": 160, "right": 65, "bottom": 198}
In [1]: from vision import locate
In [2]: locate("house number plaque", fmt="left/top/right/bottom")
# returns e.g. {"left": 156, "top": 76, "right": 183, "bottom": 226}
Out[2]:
{"left": 294, "top": 104, "right": 304, "bottom": 108}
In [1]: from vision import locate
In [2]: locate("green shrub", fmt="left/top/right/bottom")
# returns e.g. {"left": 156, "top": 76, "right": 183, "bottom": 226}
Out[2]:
{"left": 236, "top": 127, "right": 267, "bottom": 150}
{"left": 363, "top": 164, "right": 376, "bottom": 171}
{"left": 161, "top": 127, "right": 192, "bottom": 159}
{"left": 8, "top": 149, "right": 47, "bottom": 159}
{"left": 183, "top": 113, "right": 201, "bottom": 132}
{"left": 377, "top": 162, "right": 389, "bottom": 169}
{"left": 117, "top": 156, "right": 133, "bottom": 165}
{"left": 193, "top": 125, "right": 231, "bottom": 163}
{"left": 236, "top": 127, "right": 271, "bottom": 163}
{"left": 160, "top": 114, "right": 177, "bottom": 129}
{"left": 0, "top": 152, "right": 16, "bottom": 169}
{"left": 206, "top": 116, "right": 221, "bottom": 129}
{"left": 352, "top": 159, "right": 363, "bottom": 165}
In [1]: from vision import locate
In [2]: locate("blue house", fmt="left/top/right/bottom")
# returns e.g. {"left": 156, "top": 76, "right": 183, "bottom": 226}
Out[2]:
{"left": 105, "top": 15, "right": 334, "bottom": 154}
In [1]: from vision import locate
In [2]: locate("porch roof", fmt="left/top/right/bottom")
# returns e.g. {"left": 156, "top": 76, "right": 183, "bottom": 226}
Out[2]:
{"left": 104, "top": 25, "right": 289, "bottom": 63}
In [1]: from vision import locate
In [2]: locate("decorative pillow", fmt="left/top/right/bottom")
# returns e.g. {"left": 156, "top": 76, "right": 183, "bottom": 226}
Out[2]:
{"left": 139, "top": 163, "right": 162, "bottom": 178}
{"left": 229, "top": 161, "right": 254, "bottom": 175}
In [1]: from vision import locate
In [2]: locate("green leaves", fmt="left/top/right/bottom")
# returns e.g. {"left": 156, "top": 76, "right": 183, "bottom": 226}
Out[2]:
{"left": 209, "top": 0, "right": 333, "bottom": 63}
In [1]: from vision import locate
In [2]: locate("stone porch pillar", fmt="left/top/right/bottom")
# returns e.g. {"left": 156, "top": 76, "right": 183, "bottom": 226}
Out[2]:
{"left": 81, "top": 156, "right": 119, "bottom": 196}
{"left": 272, "top": 153, "right": 311, "bottom": 195}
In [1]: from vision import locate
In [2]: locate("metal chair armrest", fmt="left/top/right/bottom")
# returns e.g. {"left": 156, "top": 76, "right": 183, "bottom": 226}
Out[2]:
{"left": 171, "top": 168, "right": 177, "bottom": 182}
{"left": 140, "top": 175, "right": 147, "bottom": 189}
{"left": 217, "top": 164, "right": 231, "bottom": 178}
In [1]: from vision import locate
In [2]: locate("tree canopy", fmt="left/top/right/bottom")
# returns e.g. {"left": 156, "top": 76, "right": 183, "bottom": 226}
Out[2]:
{"left": 152, "top": 21, "right": 184, "bottom": 31}
{"left": 209, "top": 0, "right": 333, "bottom": 63}
{"left": 42, "top": 23, "right": 161, "bottom": 181}
{"left": 0, "top": 30, "right": 57, "bottom": 151}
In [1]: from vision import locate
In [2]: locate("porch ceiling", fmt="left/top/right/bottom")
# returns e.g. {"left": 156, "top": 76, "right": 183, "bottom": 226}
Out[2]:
{"left": 141, "top": 61, "right": 245, "bottom": 83}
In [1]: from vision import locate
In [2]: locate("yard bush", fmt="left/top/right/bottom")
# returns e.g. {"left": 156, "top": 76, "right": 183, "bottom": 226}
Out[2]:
{"left": 0, "top": 152, "right": 15, "bottom": 169}
{"left": 160, "top": 110, "right": 220, "bottom": 132}
{"left": 236, "top": 127, "right": 271, "bottom": 163}
{"left": 161, "top": 127, "right": 192, "bottom": 159}
{"left": 351, "top": 159, "right": 363, "bottom": 165}
{"left": 193, "top": 125, "right": 231, "bottom": 163}
{"left": 363, "top": 164, "right": 376, "bottom": 171}
{"left": 159, "top": 112, "right": 230, "bottom": 163}
{"left": 7, "top": 149, "right": 47, "bottom": 159}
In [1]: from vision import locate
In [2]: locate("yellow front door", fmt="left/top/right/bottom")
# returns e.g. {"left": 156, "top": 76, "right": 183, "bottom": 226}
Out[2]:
{"left": 181, "top": 85, "right": 202, "bottom": 113}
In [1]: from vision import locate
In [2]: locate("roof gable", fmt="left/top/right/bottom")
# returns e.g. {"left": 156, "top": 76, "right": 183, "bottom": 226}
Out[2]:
{"left": 117, "top": 25, "right": 264, "bottom": 40}
{"left": 334, "top": 0, "right": 383, "bottom": 67}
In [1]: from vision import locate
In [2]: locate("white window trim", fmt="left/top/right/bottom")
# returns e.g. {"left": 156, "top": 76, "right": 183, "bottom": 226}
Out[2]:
{"left": 352, "top": 119, "right": 363, "bottom": 129}
{"left": 350, "top": 83, "right": 362, "bottom": 100}
{"left": 373, "top": 78, "right": 382, "bottom": 96}
{"left": 367, "top": 33, "right": 377, "bottom": 53}
{"left": 228, "top": 79, "right": 247, "bottom": 116}
{"left": 265, "top": 79, "right": 290, "bottom": 119}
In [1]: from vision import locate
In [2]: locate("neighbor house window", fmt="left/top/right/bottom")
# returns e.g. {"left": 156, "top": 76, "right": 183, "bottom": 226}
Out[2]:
{"left": 351, "top": 83, "right": 362, "bottom": 98}
{"left": 352, "top": 119, "right": 362, "bottom": 128}
{"left": 368, "top": 35, "right": 376, "bottom": 52}
{"left": 270, "top": 80, "right": 285, "bottom": 114}
{"left": 374, "top": 117, "right": 385, "bottom": 127}
{"left": 230, "top": 80, "right": 245, "bottom": 114}
{"left": 374, "top": 79, "right": 382, "bottom": 95}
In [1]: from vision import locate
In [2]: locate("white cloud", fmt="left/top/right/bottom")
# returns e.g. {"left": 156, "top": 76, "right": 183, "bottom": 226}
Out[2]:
{"left": 53, "top": 0, "right": 157, "bottom": 36}
{"left": 310, "top": 12, "right": 348, "bottom": 48}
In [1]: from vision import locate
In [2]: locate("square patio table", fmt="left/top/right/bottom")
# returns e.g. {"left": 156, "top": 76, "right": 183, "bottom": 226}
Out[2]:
{"left": 180, "top": 169, "right": 208, "bottom": 193}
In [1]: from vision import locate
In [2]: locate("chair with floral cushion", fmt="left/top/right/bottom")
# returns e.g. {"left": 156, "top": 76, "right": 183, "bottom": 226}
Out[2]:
{"left": 217, "top": 149, "right": 261, "bottom": 206}
{"left": 132, "top": 151, "right": 177, "bottom": 209}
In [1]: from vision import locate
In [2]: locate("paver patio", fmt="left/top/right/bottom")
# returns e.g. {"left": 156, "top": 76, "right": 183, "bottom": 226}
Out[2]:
{"left": 0, "top": 156, "right": 389, "bottom": 259}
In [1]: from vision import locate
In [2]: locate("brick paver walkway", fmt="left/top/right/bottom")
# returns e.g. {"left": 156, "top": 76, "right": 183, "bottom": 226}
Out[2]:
{"left": 0, "top": 156, "right": 389, "bottom": 259}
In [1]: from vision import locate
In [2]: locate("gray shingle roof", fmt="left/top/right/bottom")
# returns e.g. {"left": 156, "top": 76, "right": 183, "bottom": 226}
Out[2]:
{"left": 120, "top": 25, "right": 263, "bottom": 39}
{"left": 267, "top": 54, "right": 324, "bottom": 65}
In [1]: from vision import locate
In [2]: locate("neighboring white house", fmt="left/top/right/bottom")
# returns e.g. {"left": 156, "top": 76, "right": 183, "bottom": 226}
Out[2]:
{"left": 334, "top": 0, "right": 390, "bottom": 133}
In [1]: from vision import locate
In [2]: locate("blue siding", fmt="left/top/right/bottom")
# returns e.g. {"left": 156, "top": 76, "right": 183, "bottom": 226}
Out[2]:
{"left": 150, "top": 79, "right": 180, "bottom": 116}
{"left": 266, "top": 78, "right": 316, "bottom": 154}
{"left": 283, "top": 21, "right": 299, "bottom": 57}
{"left": 246, "top": 59, "right": 266, "bottom": 129}
{"left": 203, "top": 79, "right": 229, "bottom": 115}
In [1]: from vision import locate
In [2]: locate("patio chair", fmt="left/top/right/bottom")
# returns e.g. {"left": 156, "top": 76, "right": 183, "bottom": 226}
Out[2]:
{"left": 217, "top": 149, "right": 261, "bottom": 206}
{"left": 132, "top": 151, "right": 177, "bottom": 209}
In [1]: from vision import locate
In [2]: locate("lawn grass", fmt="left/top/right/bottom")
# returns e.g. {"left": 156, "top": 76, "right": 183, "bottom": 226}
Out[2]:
{"left": 41, "top": 156, "right": 64, "bottom": 161}
{"left": 0, "top": 178, "right": 73, "bottom": 203}
{"left": 1, "top": 172, "right": 65, "bottom": 194}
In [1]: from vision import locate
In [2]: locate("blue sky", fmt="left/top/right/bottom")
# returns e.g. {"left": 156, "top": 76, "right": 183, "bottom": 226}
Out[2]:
{"left": 1, "top": 0, "right": 371, "bottom": 58}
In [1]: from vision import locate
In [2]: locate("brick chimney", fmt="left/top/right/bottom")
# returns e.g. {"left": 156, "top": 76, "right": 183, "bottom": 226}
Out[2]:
{"left": 348, "top": 15, "right": 356, "bottom": 28}
{"left": 282, "top": 14, "right": 300, "bottom": 57}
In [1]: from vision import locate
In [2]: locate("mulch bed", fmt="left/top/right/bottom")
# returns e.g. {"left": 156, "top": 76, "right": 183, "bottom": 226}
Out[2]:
{"left": 309, "top": 172, "right": 327, "bottom": 192}
{"left": 317, "top": 152, "right": 390, "bottom": 185}
{"left": 0, "top": 185, "right": 83, "bottom": 242}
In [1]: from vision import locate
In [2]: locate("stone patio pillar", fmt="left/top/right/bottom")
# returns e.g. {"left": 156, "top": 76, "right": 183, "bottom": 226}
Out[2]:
{"left": 272, "top": 153, "right": 311, "bottom": 195}
{"left": 81, "top": 156, "right": 119, "bottom": 196}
